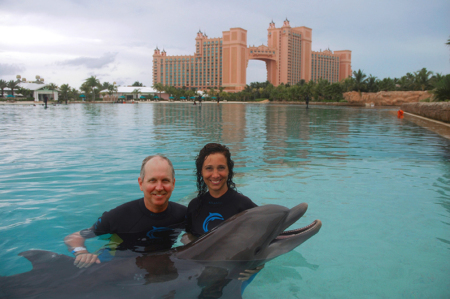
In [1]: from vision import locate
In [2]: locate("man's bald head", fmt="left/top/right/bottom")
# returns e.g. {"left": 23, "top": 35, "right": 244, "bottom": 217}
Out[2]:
{"left": 140, "top": 155, "right": 175, "bottom": 181}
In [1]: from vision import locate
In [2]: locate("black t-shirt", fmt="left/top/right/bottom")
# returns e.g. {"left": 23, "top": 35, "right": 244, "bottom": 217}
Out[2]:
{"left": 185, "top": 189, "right": 257, "bottom": 237}
{"left": 80, "top": 199, "right": 186, "bottom": 252}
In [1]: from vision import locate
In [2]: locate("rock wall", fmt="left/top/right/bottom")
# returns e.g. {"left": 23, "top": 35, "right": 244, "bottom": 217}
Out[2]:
{"left": 401, "top": 102, "right": 450, "bottom": 123}
{"left": 343, "top": 91, "right": 431, "bottom": 106}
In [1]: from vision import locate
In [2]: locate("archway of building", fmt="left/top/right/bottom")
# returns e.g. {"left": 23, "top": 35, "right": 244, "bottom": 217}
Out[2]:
{"left": 247, "top": 58, "right": 277, "bottom": 86}
{"left": 247, "top": 60, "right": 268, "bottom": 84}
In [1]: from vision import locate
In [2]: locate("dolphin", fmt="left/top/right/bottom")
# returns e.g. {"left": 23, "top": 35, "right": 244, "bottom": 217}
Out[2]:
{"left": 0, "top": 203, "right": 321, "bottom": 299}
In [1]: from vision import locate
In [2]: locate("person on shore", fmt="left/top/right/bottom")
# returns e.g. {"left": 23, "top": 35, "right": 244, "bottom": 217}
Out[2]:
{"left": 305, "top": 94, "right": 310, "bottom": 109}
{"left": 64, "top": 155, "right": 186, "bottom": 268}
{"left": 183, "top": 143, "right": 263, "bottom": 292}
{"left": 198, "top": 95, "right": 202, "bottom": 106}
{"left": 43, "top": 95, "right": 48, "bottom": 108}
{"left": 217, "top": 96, "right": 220, "bottom": 105}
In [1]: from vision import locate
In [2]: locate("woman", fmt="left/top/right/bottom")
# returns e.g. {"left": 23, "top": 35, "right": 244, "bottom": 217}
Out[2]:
{"left": 183, "top": 143, "right": 263, "bottom": 291}
{"left": 184, "top": 143, "right": 257, "bottom": 239}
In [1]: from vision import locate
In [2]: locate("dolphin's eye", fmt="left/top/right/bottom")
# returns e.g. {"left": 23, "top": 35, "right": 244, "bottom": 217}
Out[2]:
{"left": 254, "top": 246, "right": 261, "bottom": 255}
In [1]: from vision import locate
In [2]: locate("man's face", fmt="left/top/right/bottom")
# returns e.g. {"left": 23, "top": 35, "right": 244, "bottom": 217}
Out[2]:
{"left": 138, "top": 157, "right": 175, "bottom": 213}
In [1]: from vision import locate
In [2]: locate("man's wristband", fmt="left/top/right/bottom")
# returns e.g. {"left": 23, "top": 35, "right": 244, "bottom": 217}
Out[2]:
{"left": 71, "top": 247, "right": 87, "bottom": 255}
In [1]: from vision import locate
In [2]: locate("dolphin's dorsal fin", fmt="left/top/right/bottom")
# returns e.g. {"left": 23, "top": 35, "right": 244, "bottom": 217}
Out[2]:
{"left": 18, "top": 250, "right": 73, "bottom": 268}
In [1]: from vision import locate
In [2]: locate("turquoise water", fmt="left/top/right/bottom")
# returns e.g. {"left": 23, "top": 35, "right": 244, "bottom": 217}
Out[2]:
{"left": 0, "top": 103, "right": 449, "bottom": 298}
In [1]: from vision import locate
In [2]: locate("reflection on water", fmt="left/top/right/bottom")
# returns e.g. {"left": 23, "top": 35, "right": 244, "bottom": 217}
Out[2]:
{"left": 0, "top": 103, "right": 449, "bottom": 298}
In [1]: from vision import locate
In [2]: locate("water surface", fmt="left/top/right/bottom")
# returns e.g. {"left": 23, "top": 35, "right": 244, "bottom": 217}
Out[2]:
{"left": 0, "top": 103, "right": 449, "bottom": 298}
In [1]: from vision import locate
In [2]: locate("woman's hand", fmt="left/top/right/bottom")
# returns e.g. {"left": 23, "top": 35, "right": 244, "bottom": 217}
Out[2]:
{"left": 180, "top": 233, "right": 197, "bottom": 245}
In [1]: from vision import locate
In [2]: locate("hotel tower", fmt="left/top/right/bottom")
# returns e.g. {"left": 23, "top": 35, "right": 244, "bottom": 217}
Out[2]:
{"left": 152, "top": 19, "right": 352, "bottom": 92}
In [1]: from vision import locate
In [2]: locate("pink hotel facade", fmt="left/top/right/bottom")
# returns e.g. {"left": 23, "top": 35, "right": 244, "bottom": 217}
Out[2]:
{"left": 152, "top": 19, "right": 352, "bottom": 92}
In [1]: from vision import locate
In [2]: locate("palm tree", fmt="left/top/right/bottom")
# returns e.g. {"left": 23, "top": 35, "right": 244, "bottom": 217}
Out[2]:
{"left": 378, "top": 78, "right": 396, "bottom": 91}
{"left": 101, "top": 82, "right": 112, "bottom": 90}
{"left": 314, "top": 79, "right": 330, "bottom": 101}
{"left": 59, "top": 84, "right": 70, "bottom": 104}
{"left": 366, "top": 75, "right": 379, "bottom": 92}
{"left": 152, "top": 83, "right": 164, "bottom": 99}
{"left": 430, "top": 73, "right": 444, "bottom": 88}
{"left": 84, "top": 76, "right": 101, "bottom": 101}
{"left": 6, "top": 80, "right": 20, "bottom": 96}
{"left": 79, "top": 82, "right": 91, "bottom": 101}
{"left": 340, "top": 77, "right": 354, "bottom": 92}
{"left": 17, "top": 87, "right": 32, "bottom": 98}
{"left": 431, "top": 74, "right": 450, "bottom": 102}
{"left": 208, "top": 87, "right": 216, "bottom": 98}
{"left": 69, "top": 88, "right": 79, "bottom": 101}
{"left": 324, "top": 83, "right": 344, "bottom": 102}
{"left": 399, "top": 72, "right": 416, "bottom": 90}
{"left": 414, "top": 68, "right": 433, "bottom": 91}
{"left": 47, "top": 83, "right": 59, "bottom": 90}
{"left": 107, "top": 84, "right": 118, "bottom": 101}
{"left": 132, "top": 88, "right": 141, "bottom": 100}
{"left": 352, "top": 70, "right": 367, "bottom": 94}
{"left": 0, "top": 79, "right": 7, "bottom": 98}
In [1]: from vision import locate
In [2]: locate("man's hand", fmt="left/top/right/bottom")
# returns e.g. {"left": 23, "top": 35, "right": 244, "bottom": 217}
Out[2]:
{"left": 238, "top": 264, "right": 265, "bottom": 281}
{"left": 73, "top": 252, "right": 101, "bottom": 268}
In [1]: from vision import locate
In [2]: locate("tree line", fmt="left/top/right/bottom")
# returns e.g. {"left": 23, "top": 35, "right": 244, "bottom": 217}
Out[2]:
{"left": 230, "top": 68, "right": 449, "bottom": 102}
{"left": 1, "top": 68, "right": 448, "bottom": 103}
{"left": 152, "top": 67, "right": 449, "bottom": 102}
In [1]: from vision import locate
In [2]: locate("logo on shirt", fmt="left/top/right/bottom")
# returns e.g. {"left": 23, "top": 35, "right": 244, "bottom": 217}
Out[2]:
{"left": 203, "top": 213, "right": 224, "bottom": 233}
{"left": 146, "top": 226, "right": 172, "bottom": 239}
{"left": 94, "top": 218, "right": 102, "bottom": 230}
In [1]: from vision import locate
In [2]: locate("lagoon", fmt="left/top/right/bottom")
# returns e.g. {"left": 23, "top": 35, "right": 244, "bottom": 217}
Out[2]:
{"left": 0, "top": 103, "right": 449, "bottom": 298}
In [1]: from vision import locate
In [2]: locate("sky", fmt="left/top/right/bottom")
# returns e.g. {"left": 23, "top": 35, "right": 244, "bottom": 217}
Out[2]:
{"left": 1, "top": 0, "right": 449, "bottom": 89}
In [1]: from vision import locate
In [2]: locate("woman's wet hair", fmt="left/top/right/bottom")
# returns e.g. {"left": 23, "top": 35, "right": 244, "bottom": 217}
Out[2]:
{"left": 195, "top": 143, "right": 236, "bottom": 196}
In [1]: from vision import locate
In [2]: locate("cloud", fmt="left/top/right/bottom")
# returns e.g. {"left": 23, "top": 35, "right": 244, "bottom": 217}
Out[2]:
{"left": 0, "top": 63, "right": 26, "bottom": 76}
{"left": 1, "top": 0, "right": 448, "bottom": 87}
{"left": 57, "top": 52, "right": 118, "bottom": 69}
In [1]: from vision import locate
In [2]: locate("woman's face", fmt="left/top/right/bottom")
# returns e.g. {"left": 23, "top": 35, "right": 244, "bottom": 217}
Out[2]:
{"left": 201, "top": 153, "right": 229, "bottom": 198}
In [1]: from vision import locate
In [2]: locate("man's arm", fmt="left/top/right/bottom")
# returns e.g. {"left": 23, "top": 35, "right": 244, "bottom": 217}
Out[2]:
{"left": 64, "top": 230, "right": 101, "bottom": 268}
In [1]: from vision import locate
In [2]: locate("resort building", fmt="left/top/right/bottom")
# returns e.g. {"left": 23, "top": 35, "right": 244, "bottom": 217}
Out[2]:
{"left": 17, "top": 82, "right": 59, "bottom": 102}
{"left": 99, "top": 86, "right": 162, "bottom": 101}
{"left": 152, "top": 19, "right": 352, "bottom": 92}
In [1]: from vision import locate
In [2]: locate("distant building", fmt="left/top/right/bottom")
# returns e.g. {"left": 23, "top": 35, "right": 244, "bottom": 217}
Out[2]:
{"left": 152, "top": 19, "right": 352, "bottom": 92}
{"left": 17, "top": 82, "right": 59, "bottom": 102}
{"left": 100, "top": 86, "right": 163, "bottom": 101}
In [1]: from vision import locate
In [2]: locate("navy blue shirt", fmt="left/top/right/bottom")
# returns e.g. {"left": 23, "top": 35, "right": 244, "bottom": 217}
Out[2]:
{"left": 81, "top": 199, "right": 186, "bottom": 252}
{"left": 186, "top": 189, "right": 257, "bottom": 237}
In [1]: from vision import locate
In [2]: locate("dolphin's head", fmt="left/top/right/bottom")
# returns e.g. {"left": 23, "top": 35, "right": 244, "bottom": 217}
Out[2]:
{"left": 177, "top": 203, "right": 321, "bottom": 262}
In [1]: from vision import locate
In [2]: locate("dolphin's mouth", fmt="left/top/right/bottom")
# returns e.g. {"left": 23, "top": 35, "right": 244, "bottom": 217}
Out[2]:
{"left": 272, "top": 220, "right": 320, "bottom": 242}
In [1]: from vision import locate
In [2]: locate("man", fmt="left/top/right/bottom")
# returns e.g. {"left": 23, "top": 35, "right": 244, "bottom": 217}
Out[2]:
{"left": 43, "top": 95, "right": 48, "bottom": 108}
{"left": 64, "top": 155, "right": 186, "bottom": 268}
